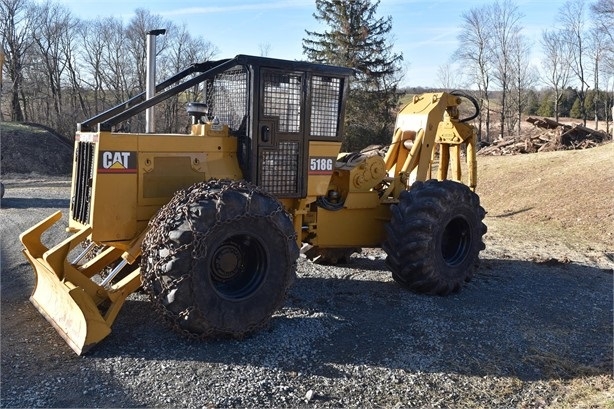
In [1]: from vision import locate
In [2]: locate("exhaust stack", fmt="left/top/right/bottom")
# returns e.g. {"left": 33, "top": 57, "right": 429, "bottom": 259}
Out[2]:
{"left": 145, "top": 29, "right": 166, "bottom": 133}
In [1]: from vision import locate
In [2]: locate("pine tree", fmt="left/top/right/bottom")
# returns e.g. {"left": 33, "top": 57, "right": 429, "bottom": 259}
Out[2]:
{"left": 570, "top": 98, "right": 582, "bottom": 119}
{"left": 537, "top": 93, "right": 554, "bottom": 117}
{"left": 303, "top": 0, "right": 403, "bottom": 150}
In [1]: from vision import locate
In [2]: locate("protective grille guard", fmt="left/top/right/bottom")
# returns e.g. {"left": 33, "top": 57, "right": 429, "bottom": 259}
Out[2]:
{"left": 77, "top": 55, "right": 355, "bottom": 133}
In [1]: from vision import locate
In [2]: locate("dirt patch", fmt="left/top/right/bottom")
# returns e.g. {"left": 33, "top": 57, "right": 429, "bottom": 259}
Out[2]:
{"left": 478, "top": 142, "right": 614, "bottom": 251}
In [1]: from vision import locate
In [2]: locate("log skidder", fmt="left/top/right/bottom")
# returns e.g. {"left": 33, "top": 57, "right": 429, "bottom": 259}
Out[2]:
{"left": 141, "top": 179, "right": 299, "bottom": 338}
{"left": 383, "top": 180, "right": 487, "bottom": 295}
{"left": 19, "top": 53, "right": 487, "bottom": 354}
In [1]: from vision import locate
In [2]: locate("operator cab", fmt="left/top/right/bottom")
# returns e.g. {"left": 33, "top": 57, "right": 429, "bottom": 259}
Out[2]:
{"left": 192, "top": 55, "right": 354, "bottom": 197}
{"left": 77, "top": 55, "right": 355, "bottom": 198}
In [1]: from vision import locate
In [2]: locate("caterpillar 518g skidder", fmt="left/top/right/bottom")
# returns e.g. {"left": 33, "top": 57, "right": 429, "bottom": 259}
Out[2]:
{"left": 21, "top": 54, "right": 486, "bottom": 355}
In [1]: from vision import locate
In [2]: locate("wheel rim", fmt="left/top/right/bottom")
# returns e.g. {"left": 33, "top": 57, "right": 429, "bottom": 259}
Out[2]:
{"left": 441, "top": 217, "right": 471, "bottom": 267}
{"left": 210, "top": 234, "right": 267, "bottom": 301}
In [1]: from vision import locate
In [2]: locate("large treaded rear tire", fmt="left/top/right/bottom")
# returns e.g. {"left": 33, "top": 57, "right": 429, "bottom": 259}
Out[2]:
{"left": 141, "top": 179, "right": 299, "bottom": 339}
{"left": 382, "top": 179, "right": 487, "bottom": 295}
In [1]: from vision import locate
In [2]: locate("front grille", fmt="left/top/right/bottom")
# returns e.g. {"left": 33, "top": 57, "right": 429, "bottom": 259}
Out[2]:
{"left": 259, "top": 141, "right": 300, "bottom": 196}
{"left": 71, "top": 141, "right": 95, "bottom": 224}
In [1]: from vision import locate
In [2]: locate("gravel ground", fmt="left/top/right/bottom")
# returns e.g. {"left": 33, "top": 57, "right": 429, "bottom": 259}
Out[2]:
{"left": 1, "top": 176, "right": 613, "bottom": 408}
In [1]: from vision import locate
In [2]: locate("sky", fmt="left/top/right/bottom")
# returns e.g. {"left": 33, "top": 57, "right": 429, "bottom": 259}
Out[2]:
{"left": 52, "top": 0, "right": 567, "bottom": 88}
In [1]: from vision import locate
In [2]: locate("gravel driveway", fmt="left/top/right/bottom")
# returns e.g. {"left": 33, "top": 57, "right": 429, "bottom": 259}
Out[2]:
{"left": 1, "top": 177, "right": 612, "bottom": 408}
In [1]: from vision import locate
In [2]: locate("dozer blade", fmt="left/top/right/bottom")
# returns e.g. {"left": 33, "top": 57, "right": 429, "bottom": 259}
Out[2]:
{"left": 20, "top": 211, "right": 141, "bottom": 355}
{"left": 26, "top": 252, "right": 110, "bottom": 355}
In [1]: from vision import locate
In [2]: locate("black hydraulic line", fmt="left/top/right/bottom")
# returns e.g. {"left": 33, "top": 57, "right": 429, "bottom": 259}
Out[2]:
{"left": 316, "top": 196, "right": 345, "bottom": 211}
{"left": 450, "top": 90, "right": 481, "bottom": 122}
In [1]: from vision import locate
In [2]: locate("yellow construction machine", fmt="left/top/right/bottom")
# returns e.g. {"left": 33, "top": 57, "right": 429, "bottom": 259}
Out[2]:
{"left": 20, "top": 54, "right": 486, "bottom": 355}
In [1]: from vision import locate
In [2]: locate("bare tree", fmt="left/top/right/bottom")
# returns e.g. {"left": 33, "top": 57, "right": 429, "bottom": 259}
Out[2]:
{"left": 455, "top": 5, "right": 492, "bottom": 142}
{"left": 258, "top": 42, "right": 271, "bottom": 57}
{"left": 124, "top": 8, "right": 170, "bottom": 132}
{"left": 80, "top": 11, "right": 218, "bottom": 134}
{"left": 0, "top": 0, "right": 35, "bottom": 121}
{"left": 590, "top": 0, "right": 614, "bottom": 134}
{"left": 77, "top": 18, "right": 111, "bottom": 116}
{"left": 436, "top": 62, "right": 454, "bottom": 90}
{"left": 590, "top": 0, "right": 614, "bottom": 66}
{"left": 100, "top": 17, "right": 135, "bottom": 106}
{"left": 559, "top": 0, "right": 590, "bottom": 125}
{"left": 127, "top": 9, "right": 167, "bottom": 96}
{"left": 509, "top": 34, "right": 536, "bottom": 137}
{"left": 159, "top": 23, "right": 217, "bottom": 79}
{"left": 30, "top": 1, "right": 78, "bottom": 132}
{"left": 540, "top": 29, "right": 572, "bottom": 122}
{"left": 488, "top": 0, "right": 524, "bottom": 139}
{"left": 158, "top": 23, "right": 218, "bottom": 132}
{"left": 589, "top": 27, "right": 609, "bottom": 129}
{"left": 62, "top": 18, "right": 88, "bottom": 122}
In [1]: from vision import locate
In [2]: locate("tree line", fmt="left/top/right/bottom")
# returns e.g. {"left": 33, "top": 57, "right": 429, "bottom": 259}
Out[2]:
{"left": 1, "top": 0, "right": 613, "bottom": 147}
{"left": 451, "top": 0, "right": 613, "bottom": 141}
{"left": 1, "top": 0, "right": 217, "bottom": 138}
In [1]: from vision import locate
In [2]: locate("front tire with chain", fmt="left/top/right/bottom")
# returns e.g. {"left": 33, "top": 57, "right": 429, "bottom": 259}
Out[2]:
{"left": 141, "top": 179, "right": 299, "bottom": 339}
{"left": 382, "top": 179, "right": 487, "bottom": 295}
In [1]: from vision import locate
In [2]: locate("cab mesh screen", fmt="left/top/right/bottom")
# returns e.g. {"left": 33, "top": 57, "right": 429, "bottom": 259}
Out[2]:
{"left": 263, "top": 73, "right": 302, "bottom": 133}
{"left": 310, "top": 76, "right": 342, "bottom": 138}
{"left": 206, "top": 66, "right": 248, "bottom": 132}
{"left": 260, "top": 141, "right": 300, "bottom": 196}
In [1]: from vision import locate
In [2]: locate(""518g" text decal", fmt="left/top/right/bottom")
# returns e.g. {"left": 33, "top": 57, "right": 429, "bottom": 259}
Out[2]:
{"left": 309, "top": 156, "right": 336, "bottom": 175}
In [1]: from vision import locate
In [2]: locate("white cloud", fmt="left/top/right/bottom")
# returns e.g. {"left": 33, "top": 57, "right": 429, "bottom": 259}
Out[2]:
{"left": 161, "top": 0, "right": 313, "bottom": 17}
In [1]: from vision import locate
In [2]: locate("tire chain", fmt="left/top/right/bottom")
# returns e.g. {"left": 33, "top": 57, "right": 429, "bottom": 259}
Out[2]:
{"left": 141, "top": 179, "right": 298, "bottom": 340}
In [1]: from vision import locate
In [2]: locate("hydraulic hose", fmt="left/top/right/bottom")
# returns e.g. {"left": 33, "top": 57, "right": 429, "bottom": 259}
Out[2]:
{"left": 451, "top": 90, "right": 481, "bottom": 122}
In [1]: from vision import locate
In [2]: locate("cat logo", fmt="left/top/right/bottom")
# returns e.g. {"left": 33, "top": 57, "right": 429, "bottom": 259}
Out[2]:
{"left": 99, "top": 151, "right": 137, "bottom": 173}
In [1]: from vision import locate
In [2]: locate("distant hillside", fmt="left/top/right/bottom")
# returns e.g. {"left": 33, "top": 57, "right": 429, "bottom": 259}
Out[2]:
{"left": 1, "top": 122, "right": 73, "bottom": 176}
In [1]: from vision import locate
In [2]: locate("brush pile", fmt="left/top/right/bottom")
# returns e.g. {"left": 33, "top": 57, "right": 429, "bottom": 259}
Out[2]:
{"left": 477, "top": 117, "right": 611, "bottom": 156}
